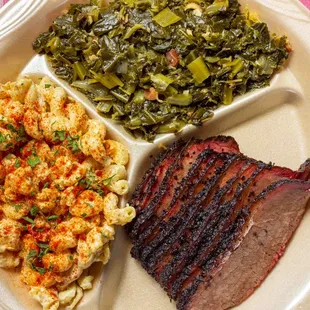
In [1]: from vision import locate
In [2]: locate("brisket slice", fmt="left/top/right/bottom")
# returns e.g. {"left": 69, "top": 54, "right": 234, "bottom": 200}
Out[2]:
{"left": 179, "top": 179, "right": 310, "bottom": 310}
{"left": 141, "top": 154, "right": 237, "bottom": 273}
{"left": 131, "top": 149, "right": 217, "bottom": 259}
{"left": 166, "top": 161, "right": 261, "bottom": 298}
{"left": 126, "top": 139, "right": 185, "bottom": 236}
{"left": 172, "top": 164, "right": 297, "bottom": 300}
{"left": 129, "top": 136, "right": 240, "bottom": 240}
{"left": 157, "top": 156, "right": 253, "bottom": 290}
{"left": 134, "top": 152, "right": 222, "bottom": 262}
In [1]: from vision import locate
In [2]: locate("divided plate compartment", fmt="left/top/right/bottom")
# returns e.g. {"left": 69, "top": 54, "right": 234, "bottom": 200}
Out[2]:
{"left": 0, "top": 0, "right": 310, "bottom": 309}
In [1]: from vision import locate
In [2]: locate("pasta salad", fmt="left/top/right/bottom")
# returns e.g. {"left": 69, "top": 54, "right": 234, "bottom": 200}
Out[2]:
{"left": 0, "top": 76, "right": 135, "bottom": 310}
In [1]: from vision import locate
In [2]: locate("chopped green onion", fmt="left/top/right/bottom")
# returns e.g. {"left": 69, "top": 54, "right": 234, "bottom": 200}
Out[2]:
{"left": 167, "top": 94, "right": 193, "bottom": 106}
{"left": 153, "top": 8, "right": 182, "bottom": 27}
{"left": 187, "top": 56, "right": 211, "bottom": 84}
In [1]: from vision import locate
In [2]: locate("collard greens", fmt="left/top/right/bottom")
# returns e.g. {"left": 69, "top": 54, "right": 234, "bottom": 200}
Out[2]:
{"left": 33, "top": 0, "right": 291, "bottom": 141}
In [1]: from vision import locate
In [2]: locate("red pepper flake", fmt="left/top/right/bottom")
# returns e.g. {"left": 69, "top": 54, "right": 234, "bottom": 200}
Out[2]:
{"left": 166, "top": 49, "right": 179, "bottom": 67}
{"left": 144, "top": 87, "right": 159, "bottom": 101}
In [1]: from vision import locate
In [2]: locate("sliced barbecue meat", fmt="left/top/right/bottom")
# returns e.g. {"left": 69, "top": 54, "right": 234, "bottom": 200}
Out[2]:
{"left": 126, "top": 136, "right": 310, "bottom": 310}
{"left": 178, "top": 179, "right": 310, "bottom": 310}
{"left": 131, "top": 149, "right": 218, "bottom": 259}
{"left": 157, "top": 156, "right": 253, "bottom": 290}
{"left": 126, "top": 139, "right": 186, "bottom": 236}
{"left": 129, "top": 136, "right": 240, "bottom": 240}
{"left": 134, "top": 152, "right": 222, "bottom": 262}
{"left": 166, "top": 160, "right": 261, "bottom": 298}
{"left": 144, "top": 154, "right": 239, "bottom": 274}
{"left": 297, "top": 158, "right": 310, "bottom": 181}
{"left": 169, "top": 162, "right": 295, "bottom": 300}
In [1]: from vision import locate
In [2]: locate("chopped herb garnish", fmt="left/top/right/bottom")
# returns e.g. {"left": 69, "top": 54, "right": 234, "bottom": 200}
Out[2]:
{"left": 37, "top": 243, "right": 49, "bottom": 249}
{"left": 53, "top": 150, "right": 59, "bottom": 156}
{"left": 30, "top": 206, "right": 40, "bottom": 217}
{"left": 45, "top": 84, "right": 51, "bottom": 88}
{"left": 67, "top": 135, "right": 80, "bottom": 153}
{"left": 55, "top": 184, "right": 64, "bottom": 192}
{"left": 102, "top": 174, "right": 116, "bottom": 186}
{"left": 12, "top": 204, "right": 22, "bottom": 212}
{"left": 53, "top": 130, "right": 66, "bottom": 142}
{"left": 69, "top": 255, "right": 73, "bottom": 261}
{"left": 22, "top": 217, "right": 35, "bottom": 225}
{"left": 27, "top": 249, "right": 38, "bottom": 260}
{"left": 43, "top": 182, "right": 50, "bottom": 189}
{"left": 6, "top": 124, "right": 17, "bottom": 133}
{"left": 27, "top": 155, "right": 40, "bottom": 168}
{"left": 14, "top": 158, "right": 21, "bottom": 168}
{"left": 81, "top": 213, "right": 87, "bottom": 218}
{"left": 47, "top": 215, "right": 59, "bottom": 221}
{"left": 0, "top": 133, "right": 8, "bottom": 144}
{"left": 30, "top": 191, "right": 36, "bottom": 197}
{"left": 85, "top": 202, "right": 94, "bottom": 208}
{"left": 35, "top": 266, "right": 46, "bottom": 275}
{"left": 97, "top": 186, "right": 104, "bottom": 197}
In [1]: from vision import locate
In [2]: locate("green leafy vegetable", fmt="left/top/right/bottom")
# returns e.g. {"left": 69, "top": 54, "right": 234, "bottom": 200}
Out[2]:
{"left": 187, "top": 57, "right": 210, "bottom": 84}
{"left": 33, "top": 0, "right": 291, "bottom": 141}
{"left": 153, "top": 8, "right": 182, "bottom": 27}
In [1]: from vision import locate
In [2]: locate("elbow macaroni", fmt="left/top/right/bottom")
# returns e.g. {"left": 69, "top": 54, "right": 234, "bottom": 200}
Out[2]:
{"left": 0, "top": 76, "right": 135, "bottom": 310}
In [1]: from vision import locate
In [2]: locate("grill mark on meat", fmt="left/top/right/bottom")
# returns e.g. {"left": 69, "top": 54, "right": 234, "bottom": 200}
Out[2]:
{"left": 174, "top": 162, "right": 295, "bottom": 301}
{"left": 128, "top": 136, "right": 240, "bottom": 237}
{"left": 169, "top": 161, "right": 263, "bottom": 299}
{"left": 133, "top": 153, "right": 220, "bottom": 262}
{"left": 178, "top": 179, "right": 310, "bottom": 310}
{"left": 159, "top": 175, "right": 238, "bottom": 288}
{"left": 127, "top": 139, "right": 185, "bottom": 236}
{"left": 129, "top": 138, "right": 196, "bottom": 239}
{"left": 131, "top": 149, "right": 216, "bottom": 259}
{"left": 143, "top": 154, "right": 238, "bottom": 274}
{"left": 158, "top": 157, "right": 251, "bottom": 290}
{"left": 130, "top": 136, "right": 241, "bottom": 242}
{"left": 166, "top": 159, "right": 258, "bottom": 297}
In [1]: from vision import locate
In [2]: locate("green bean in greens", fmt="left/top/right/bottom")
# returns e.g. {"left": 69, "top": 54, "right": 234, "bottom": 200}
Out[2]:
{"left": 33, "top": 0, "right": 291, "bottom": 141}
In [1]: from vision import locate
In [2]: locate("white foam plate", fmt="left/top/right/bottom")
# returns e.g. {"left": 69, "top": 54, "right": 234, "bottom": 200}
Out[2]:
{"left": 0, "top": 0, "right": 310, "bottom": 309}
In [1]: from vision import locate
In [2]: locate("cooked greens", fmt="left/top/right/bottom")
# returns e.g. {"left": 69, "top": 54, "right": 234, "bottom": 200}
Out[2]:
{"left": 33, "top": 0, "right": 290, "bottom": 141}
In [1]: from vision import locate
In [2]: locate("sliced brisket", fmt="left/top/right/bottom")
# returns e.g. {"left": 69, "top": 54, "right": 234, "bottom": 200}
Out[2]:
{"left": 179, "top": 180, "right": 310, "bottom": 310}
{"left": 126, "top": 136, "right": 310, "bottom": 310}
